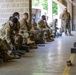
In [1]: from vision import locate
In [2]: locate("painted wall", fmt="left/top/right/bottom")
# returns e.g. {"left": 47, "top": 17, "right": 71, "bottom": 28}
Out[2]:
{"left": 0, "top": 0, "right": 30, "bottom": 28}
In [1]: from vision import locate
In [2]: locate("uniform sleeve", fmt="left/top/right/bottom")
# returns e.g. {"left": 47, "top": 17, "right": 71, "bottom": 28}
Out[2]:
{"left": 46, "top": 22, "right": 50, "bottom": 28}
{"left": 16, "top": 22, "right": 20, "bottom": 33}
{"left": 34, "top": 22, "right": 37, "bottom": 26}
{"left": 20, "top": 20, "right": 23, "bottom": 30}
{"left": 5, "top": 26, "right": 11, "bottom": 44}
{"left": 38, "top": 20, "right": 42, "bottom": 28}
{"left": 19, "top": 20, "right": 27, "bottom": 33}
{"left": 69, "top": 12, "right": 71, "bottom": 20}
{"left": 59, "top": 13, "right": 65, "bottom": 20}
{"left": 27, "top": 23, "right": 32, "bottom": 31}
{"left": 6, "top": 26, "right": 10, "bottom": 37}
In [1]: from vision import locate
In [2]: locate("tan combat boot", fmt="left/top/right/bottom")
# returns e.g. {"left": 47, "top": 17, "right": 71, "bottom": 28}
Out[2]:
{"left": 30, "top": 44, "right": 38, "bottom": 49}
{"left": 46, "top": 37, "right": 53, "bottom": 42}
{"left": 42, "top": 39, "right": 46, "bottom": 44}
{"left": 27, "top": 38, "right": 35, "bottom": 45}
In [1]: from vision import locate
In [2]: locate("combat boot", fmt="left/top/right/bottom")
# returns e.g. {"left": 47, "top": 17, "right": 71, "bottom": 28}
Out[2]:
{"left": 42, "top": 39, "right": 46, "bottom": 44}
{"left": 18, "top": 52, "right": 25, "bottom": 55}
{"left": 47, "top": 37, "right": 54, "bottom": 42}
{"left": 3, "top": 53, "right": 15, "bottom": 62}
{"left": 47, "top": 39, "right": 52, "bottom": 42}
{"left": 27, "top": 38, "right": 35, "bottom": 45}
{"left": 51, "top": 37, "right": 54, "bottom": 41}
{"left": 30, "top": 44, "right": 38, "bottom": 49}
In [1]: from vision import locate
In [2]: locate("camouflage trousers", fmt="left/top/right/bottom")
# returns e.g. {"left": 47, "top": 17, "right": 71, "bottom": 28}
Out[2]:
{"left": 0, "top": 39, "right": 8, "bottom": 58}
{"left": 39, "top": 28, "right": 52, "bottom": 40}
{"left": 62, "top": 20, "right": 71, "bottom": 35}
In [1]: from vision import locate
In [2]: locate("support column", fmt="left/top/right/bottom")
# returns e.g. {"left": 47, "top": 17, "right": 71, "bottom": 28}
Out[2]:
{"left": 67, "top": 1, "right": 73, "bottom": 30}
{"left": 48, "top": 0, "right": 53, "bottom": 24}
{"left": 29, "top": 0, "right": 32, "bottom": 24}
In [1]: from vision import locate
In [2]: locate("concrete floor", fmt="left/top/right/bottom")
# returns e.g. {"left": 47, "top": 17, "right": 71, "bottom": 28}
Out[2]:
{"left": 0, "top": 32, "right": 76, "bottom": 75}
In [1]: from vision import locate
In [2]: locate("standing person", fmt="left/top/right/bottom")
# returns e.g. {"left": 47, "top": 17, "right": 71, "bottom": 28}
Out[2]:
{"left": 60, "top": 8, "right": 72, "bottom": 36}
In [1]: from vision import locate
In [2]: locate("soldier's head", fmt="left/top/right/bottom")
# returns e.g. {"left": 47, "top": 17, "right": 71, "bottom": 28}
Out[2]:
{"left": 64, "top": 8, "right": 68, "bottom": 12}
{"left": 13, "top": 12, "right": 20, "bottom": 20}
{"left": 42, "top": 15, "right": 46, "bottom": 20}
{"left": 9, "top": 16, "right": 18, "bottom": 26}
{"left": 23, "top": 13, "right": 28, "bottom": 20}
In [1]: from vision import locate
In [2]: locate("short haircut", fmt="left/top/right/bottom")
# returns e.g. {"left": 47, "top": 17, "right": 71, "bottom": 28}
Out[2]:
{"left": 23, "top": 13, "right": 28, "bottom": 16}
{"left": 42, "top": 15, "right": 46, "bottom": 18}
{"left": 13, "top": 12, "right": 20, "bottom": 17}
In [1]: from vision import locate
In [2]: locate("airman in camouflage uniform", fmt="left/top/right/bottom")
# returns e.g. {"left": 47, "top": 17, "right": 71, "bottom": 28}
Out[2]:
{"left": 38, "top": 15, "right": 53, "bottom": 42}
{"left": 0, "top": 17, "right": 19, "bottom": 50}
{"left": 50, "top": 19, "right": 58, "bottom": 37}
{"left": 12, "top": 12, "right": 20, "bottom": 33}
{"left": 60, "top": 8, "right": 72, "bottom": 36}
{"left": 20, "top": 13, "right": 35, "bottom": 45}
{"left": 12, "top": 12, "right": 23, "bottom": 49}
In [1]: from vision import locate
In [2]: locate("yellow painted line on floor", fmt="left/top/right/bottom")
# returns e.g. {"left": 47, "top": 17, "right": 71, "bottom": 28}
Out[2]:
{"left": 62, "top": 54, "right": 75, "bottom": 75}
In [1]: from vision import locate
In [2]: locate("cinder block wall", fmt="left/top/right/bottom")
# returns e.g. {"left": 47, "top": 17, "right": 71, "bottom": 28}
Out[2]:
{"left": 0, "top": 0, "right": 30, "bottom": 28}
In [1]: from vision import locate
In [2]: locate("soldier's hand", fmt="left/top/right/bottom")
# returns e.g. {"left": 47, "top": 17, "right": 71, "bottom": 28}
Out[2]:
{"left": 10, "top": 44, "right": 16, "bottom": 50}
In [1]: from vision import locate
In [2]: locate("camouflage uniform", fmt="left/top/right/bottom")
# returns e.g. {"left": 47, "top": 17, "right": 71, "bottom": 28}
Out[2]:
{"left": 60, "top": 12, "right": 71, "bottom": 35}
{"left": 20, "top": 19, "right": 38, "bottom": 49}
{"left": 20, "top": 19, "right": 31, "bottom": 44}
{"left": 0, "top": 38, "right": 8, "bottom": 52}
{"left": 14, "top": 21, "right": 20, "bottom": 33}
{"left": 0, "top": 38, "right": 15, "bottom": 61}
{"left": 38, "top": 19, "right": 52, "bottom": 41}
{"left": 0, "top": 22, "right": 20, "bottom": 49}
{"left": 50, "top": 20, "right": 58, "bottom": 36}
{"left": 13, "top": 21, "right": 23, "bottom": 49}
{"left": 30, "top": 19, "right": 41, "bottom": 40}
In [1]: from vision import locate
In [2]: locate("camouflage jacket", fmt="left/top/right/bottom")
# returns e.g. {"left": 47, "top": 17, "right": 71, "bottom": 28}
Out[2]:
{"left": 20, "top": 19, "right": 31, "bottom": 32}
{"left": 38, "top": 19, "right": 50, "bottom": 28}
{"left": 14, "top": 21, "right": 20, "bottom": 33}
{"left": 0, "top": 22, "right": 19, "bottom": 44}
{"left": 60, "top": 12, "right": 71, "bottom": 21}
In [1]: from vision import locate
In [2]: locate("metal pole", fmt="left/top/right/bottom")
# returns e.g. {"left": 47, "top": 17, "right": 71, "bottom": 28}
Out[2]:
{"left": 72, "top": 0, "right": 73, "bottom": 30}
{"left": 29, "top": 0, "right": 32, "bottom": 24}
